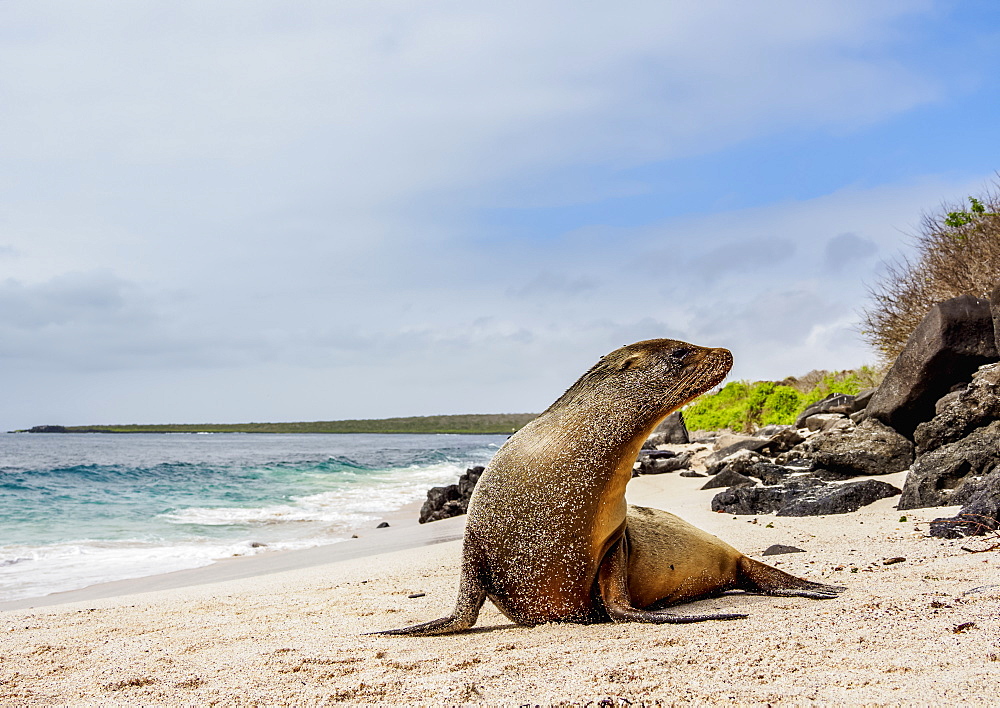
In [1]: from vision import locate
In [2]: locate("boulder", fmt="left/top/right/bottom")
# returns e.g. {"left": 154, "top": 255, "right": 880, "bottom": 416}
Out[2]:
{"left": 457, "top": 465, "right": 484, "bottom": 498}
{"left": 776, "top": 417, "right": 914, "bottom": 479}
{"left": 746, "top": 462, "right": 802, "bottom": 485}
{"left": 794, "top": 393, "right": 856, "bottom": 428}
{"left": 865, "top": 295, "right": 998, "bottom": 438}
{"left": 704, "top": 437, "right": 771, "bottom": 470}
{"left": 802, "top": 413, "right": 851, "bottom": 433}
{"left": 851, "top": 387, "right": 877, "bottom": 412}
{"left": 776, "top": 479, "right": 901, "bottom": 516}
{"left": 710, "top": 478, "right": 824, "bottom": 515}
{"left": 419, "top": 466, "right": 484, "bottom": 523}
{"left": 756, "top": 426, "right": 806, "bottom": 455}
{"left": 708, "top": 449, "right": 767, "bottom": 475}
{"left": 899, "top": 419, "right": 1000, "bottom": 510}
{"left": 913, "top": 363, "right": 1000, "bottom": 454}
{"left": 934, "top": 388, "right": 966, "bottom": 416}
{"left": 709, "top": 449, "right": 802, "bottom": 485}
{"left": 754, "top": 424, "right": 793, "bottom": 437}
{"left": 654, "top": 411, "right": 690, "bottom": 444}
{"left": 700, "top": 467, "right": 756, "bottom": 490}
{"left": 711, "top": 477, "right": 899, "bottom": 516}
{"left": 680, "top": 470, "right": 707, "bottom": 478}
{"left": 635, "top": 450, "right": 693, "bottom": 475}
{"left": 927, "top": 467, "right": 1000, "bottom": 538}
{"left": 419, "top": 484, "right": 462, "bottom": 523}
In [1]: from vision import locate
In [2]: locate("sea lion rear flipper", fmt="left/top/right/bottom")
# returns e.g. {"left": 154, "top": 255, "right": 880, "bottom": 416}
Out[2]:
{"left": 370, "top": 532, "right": 489, "bottom": 636}
{"left": 736, "top": 556, "right": 845, "bottom": 599}
{"left": 597, "top": 538, "right": 747, "bottom": 624}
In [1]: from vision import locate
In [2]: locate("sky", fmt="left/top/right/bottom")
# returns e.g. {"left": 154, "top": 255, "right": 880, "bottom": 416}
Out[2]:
{"left": 2, "top": 1, "right": 1000, "bottom": 430}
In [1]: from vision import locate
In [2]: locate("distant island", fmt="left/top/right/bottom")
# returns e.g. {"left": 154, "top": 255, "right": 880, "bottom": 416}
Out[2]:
{"left": 11, "top": 413, "right": 538, "bottom": 435}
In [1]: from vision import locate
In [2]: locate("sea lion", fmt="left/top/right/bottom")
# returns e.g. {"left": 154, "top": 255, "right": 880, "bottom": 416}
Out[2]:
{"left": 376, "top": 339, "right": 843, "bottom": 635}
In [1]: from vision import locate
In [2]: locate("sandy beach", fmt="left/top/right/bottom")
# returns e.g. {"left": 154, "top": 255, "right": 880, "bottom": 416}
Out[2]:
{"left": 2, "top": 470, "right": 999, "bottom": 706}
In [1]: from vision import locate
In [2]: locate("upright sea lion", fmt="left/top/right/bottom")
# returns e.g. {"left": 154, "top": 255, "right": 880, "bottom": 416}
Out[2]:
{"left": 376, "top": 339, "right": 843, "bottom": 635}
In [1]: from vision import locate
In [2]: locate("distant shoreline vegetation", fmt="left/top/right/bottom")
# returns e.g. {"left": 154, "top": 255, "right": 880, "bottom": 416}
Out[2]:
{"left": 13, "top": 367, "right": 883, "bottom": 435}
{"left": 12, "top": 414, "right": 539, "bottom": 435}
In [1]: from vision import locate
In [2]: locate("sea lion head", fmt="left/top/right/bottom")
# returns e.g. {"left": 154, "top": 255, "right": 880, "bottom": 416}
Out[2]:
{"left": 544, "top": 338, "right": 732, "bottom": 433}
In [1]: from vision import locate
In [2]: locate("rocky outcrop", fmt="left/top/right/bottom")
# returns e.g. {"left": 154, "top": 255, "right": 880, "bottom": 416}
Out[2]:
{"left": 898, "top": 419, "right": 1000, "bottom": 510}
{"left": 706, "top": 449, "right": 802, "bottom": 485}
{"left": 417, "top": 292, "right": 1000, "bottom": 536}
{"left": 634, "top": 449, "right": 693, "bottom": 475}
{"left": 794, "top": 393, "right": 856, "bottom": 428}
{"left": 928, "top": 467, "right": 1000, "bottom": 538}
{"left": 419, "top": 466, "right": 484, "bottom": 523}
{"left": 710, "top": 478, "right": 824, "bottom": 515}
{"left": 865, "top": 295, "right": 998, "bottom": 438}
{"left": 776, "top": 479, "right": 902, "bottom": 516}
{"left": 711, "top": 478, "right": 900, "bottom": 516}
{"left": 700, "top": 467, "right": 756, "bottom": 490}
{"left": 801, "top": 413, "right": 854, "bottom": 433}
{"left": 704, "top": 437, "right": 772, "bottom": 472}
{"left": 776, "top": 418, "right": 914, "bottom": 479}
{"left": 643, "top": 411, "right": 690, "bottom": 447}
{"left": 913, "top": 363, "right": 1000, "bottom": 454}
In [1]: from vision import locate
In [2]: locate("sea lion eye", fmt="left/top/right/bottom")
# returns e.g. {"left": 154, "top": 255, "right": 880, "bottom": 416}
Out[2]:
{"left": 670, "top": 348, "right": 692, "bottom": 361}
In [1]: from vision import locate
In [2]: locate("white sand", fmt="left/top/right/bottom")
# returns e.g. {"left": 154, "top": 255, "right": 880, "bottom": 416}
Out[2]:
{"left": 2, "top": 471, "right": 999, "bottom": 705}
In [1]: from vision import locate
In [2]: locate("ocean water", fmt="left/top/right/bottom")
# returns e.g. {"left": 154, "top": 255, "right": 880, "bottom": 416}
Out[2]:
{"left": 0, "top": 433, "right": 504, "bottom": 603}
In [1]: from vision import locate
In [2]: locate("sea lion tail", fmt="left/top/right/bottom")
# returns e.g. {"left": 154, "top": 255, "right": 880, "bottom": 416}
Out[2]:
{"left": 368, "top": 532, "right": 489, "bottom": 636}
{"left": 736, "top": 556, "right": 846, "bottom": 599}
{"left": 597, "top": 538, "right": 747, "bottom": 624}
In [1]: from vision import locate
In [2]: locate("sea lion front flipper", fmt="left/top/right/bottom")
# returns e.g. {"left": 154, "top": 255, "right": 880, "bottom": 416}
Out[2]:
{"left": 370, "top": 532, "right": 489, "bottom": 636}
{"left": 597, "top": 538, "right": 747, "bottom": 624}
{"left": 735, "top": 556, "right": 846, "bottom": 599}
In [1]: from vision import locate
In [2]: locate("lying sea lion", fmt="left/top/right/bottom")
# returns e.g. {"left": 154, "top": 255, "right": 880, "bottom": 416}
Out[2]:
{"left": 376, "top": 339, "right": 843, "bottom": 635}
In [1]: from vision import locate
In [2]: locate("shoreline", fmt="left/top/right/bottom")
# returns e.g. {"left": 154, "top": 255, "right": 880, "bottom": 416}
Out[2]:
{"left": 3, "top": 473, "right": 999, "bottom": 704}
{"left": 0, "top": 498, "right": 444, "bottom": 613}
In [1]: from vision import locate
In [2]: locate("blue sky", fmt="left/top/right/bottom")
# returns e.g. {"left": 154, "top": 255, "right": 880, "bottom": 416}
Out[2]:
{"left": 1, "top": 1, "right": 999, "bottom": 430}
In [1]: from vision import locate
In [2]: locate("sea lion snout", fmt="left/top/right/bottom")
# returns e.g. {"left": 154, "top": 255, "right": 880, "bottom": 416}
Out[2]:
{"left": 699, "top": 346, "right": 733, "bottom": 378}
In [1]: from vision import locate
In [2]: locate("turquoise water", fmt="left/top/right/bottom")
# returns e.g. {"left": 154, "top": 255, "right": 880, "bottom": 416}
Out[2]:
{"left": 0, "top": 433, "right": 503, "bottom": 602}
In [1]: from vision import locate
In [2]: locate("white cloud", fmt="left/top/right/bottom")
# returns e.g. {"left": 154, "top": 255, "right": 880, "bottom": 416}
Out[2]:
{"left": 0, "top": 1, "right": 989, "bottom": 429}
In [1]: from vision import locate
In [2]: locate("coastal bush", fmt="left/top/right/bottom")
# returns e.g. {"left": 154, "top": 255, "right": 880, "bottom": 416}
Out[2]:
{"left": 683, "top": 367, "right": 880, "bottom": 432}
{"left": 862, "top": 184, "right": 1000, "bottom": 361}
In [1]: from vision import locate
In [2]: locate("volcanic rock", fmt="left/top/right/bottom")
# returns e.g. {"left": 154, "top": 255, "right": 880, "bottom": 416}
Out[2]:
{"left": 927, "top": 466, "right": 1000, "bottom": 538}
{"left": 913, "top": 363, "right": 1000, "bottom": 454}
{"left": 635, "top": 450, "right": 693, "bottom": 475}
{"left": 710, "top": 478, "right": 824, "bottom": 515}
{"left": 776, "top": 479, "right": 902, "bottom": 516}
{"left": 761, "top": 544, "right": 806, "bottom": 556}
{"left": 794, "top": 393, "right": 856, "bottom": 428}
{"left": 419, "top": 466, "right": 485, "bottom": 523}
{"left": 700, "top": 467, "right": 756, "bottom": 490}
{"left": 653, "top": 411, "right": 690, "bottom": 445}
{"left": 865, "top": 294, "right": 998, "bottom": 438}
{"left": 705, "top": 440, "right": 770, "bottom": 472}
{"left": 899, "top": 419, "right": 1000, "bottom": 510}
{"left": 777, "top": 417, "right": 913, "bottom": 479}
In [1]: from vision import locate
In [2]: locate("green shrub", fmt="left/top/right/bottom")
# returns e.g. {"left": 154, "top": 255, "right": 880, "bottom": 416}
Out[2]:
{"left": 683, "top": 367, "right": 880, "bottom": 432}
